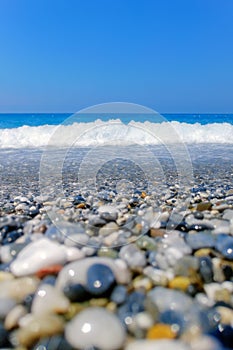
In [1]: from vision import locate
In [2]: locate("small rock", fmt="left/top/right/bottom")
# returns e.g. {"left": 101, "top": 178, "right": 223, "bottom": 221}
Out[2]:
{"left": 10, "top": 238, "right": 68, "bottom": 276}
{"left": 56, "top": 257, "right": 131, "bottom": 290}
{"left": 119, "top": 244, "right": 146, "bottom": 269}
{"left": 4, "top": 305, "right": 27, "bottom": 330}
{"left": 86, "top": 263, "right": 115, "bottom": 296}
{"left": 147, "top": 323, "right": 177, "bottom": 339}
{"left": 65, "top": 307, "right": 126, "bottom": 350}
{"left": 168, "top": 276, "right": 191, "bottom": 291}
{"left": 186, "top": 233, "right": 215, "bottom": 250}
{"left": 32, "top": 284, "right": 70, "bottom": 315}
{"left": 17, "top": 313, "right": 64, "bottom": 347}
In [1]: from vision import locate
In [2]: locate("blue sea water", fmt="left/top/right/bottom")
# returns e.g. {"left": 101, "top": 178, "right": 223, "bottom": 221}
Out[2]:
{"left": 0, "top": 113, "right": 233, "bottom": 129}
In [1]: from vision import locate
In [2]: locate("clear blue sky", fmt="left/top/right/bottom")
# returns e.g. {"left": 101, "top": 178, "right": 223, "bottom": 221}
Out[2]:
{"left": 0, "top": 0, "right": 232, "bottom": 113}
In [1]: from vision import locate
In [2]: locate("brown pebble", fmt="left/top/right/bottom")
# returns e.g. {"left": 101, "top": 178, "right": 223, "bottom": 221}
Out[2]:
{"left": 76, "top": 203, "right": 86, "bottom": 209}
{"left": 150, "top": 228, "right": 165, "bottom": 238}
{"left": 196, "top": 202, "right": 212, "bottom": 211}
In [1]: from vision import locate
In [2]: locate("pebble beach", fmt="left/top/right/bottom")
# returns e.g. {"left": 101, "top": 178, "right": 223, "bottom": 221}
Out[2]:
{"left": 1, "top": 144, "right": 233, "bottom": 350}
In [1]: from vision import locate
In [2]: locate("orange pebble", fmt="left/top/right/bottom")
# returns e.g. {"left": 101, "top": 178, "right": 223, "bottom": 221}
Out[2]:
{"left": 36, "top": 265, "right": 63, "bottom": 279}
{"left": 77, "top": 203, "right": 86, "bottom": 209}
{"left": 147, "top": 323, "right": 176, "bottom": 340}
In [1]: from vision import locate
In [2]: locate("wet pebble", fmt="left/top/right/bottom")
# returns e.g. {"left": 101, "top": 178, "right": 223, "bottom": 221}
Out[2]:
{"left": 119, "top": 244, "right": 147, "bottom": 269}
{"left": 65, "top": 307, "right": 126, "bottom": 350}
{"left": 86, "top": 263, "right": 115, "bottom": 296}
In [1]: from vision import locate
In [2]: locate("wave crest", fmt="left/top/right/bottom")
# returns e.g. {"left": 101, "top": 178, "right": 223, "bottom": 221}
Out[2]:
{"left": 0, "top": 120, "right": 233, "bottom": 148}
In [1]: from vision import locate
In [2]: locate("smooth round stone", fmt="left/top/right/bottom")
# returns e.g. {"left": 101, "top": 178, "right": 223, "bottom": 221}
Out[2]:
{"left": 147, "top": 287, "right": 193, "bottom": 313}
{"left": 0, "top": 277, "right": 39, "bottom": 302}
{"left": 17, "top": 313, "right": 64, "bottom": 347}
{"left": 65, "top": 307, "right": 126, "bottom": 350}
{"left": 147, "top": 324, "right": 176, "bottom": 339}
{"left": 31, "top": 284, "right": 70, "bottom": 315}
{"left": 168, "top": 276, "right": 191, "bottom": 291}
{"left": 10, "top": 238, "right": 68, "bottom": 276}
{"left": 119, "top": 244, "right": 146, "bottom": 269}
{"left": 86, "top": 263, "right": 115, "bottom": 296}
{"left": 63, "top": 283, "right": 90, "bottom": 302}
{"left": 56, "top": 257, "right": 131, "bottom": 290}
{"left": 4, "top": 304, "right": 27, "bottom": 330}
{"left": 99, "top": 222, "right": 119, "bottom": 236}
{"left": 125, "top": 339, "right": 190, "bottom": 350}
{"left": 215, "top": 234, "right": 233, "bottom": 260}
{"left": 185, "top": 233, "right": 215, "bottom": 250}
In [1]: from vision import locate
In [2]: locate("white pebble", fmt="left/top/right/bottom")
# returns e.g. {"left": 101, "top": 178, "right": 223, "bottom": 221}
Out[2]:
{"left": 10, "top": 238, "right": 68, "bottom": 276}
{"left": 32, "top": 284, "right": 70, "bottom": 315}
{"left": 65, "top": 307, "right": 126, "bottom": 350}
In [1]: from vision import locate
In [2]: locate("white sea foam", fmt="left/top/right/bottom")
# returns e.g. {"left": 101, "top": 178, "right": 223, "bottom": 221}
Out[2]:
{"left": 0, "top": 120, "right": 232, "bottom": 148}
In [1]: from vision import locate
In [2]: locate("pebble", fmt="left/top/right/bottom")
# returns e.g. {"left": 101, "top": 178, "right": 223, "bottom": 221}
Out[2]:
{"left": 110, "top": 285, "right": 128, "bottom": 305}
{"left": 174, "top": 256, "right": 199, "bottom": 277}
{"left": 2, "top": 151, "right": 233, "bottom": 350}
{"left": 10, "top": 238, "right": 68, "bottom": 276}
{"left": 65, "top": 307, "right": 126, "bottom": 350}
{"left": 168, "top": 276, "right": 191, "bottom": 291}
{"left": 147, "top": 287, "right": 193, "bottom": 313}
{"left": 86, "top": 263, "right": 115, "bottom": 296}
{"left": 56, "top": 257, "right": 131, "bottom": 290}
{"left": 147, "top": 323, "right": 177, "bottom": 339}
{"left": 99, "top": 222, "right": 119, "bottom": 236}
{"left": 63, "top": 283, "right": 90, "bottom": 302}
{"left": 31, "top": 284, "right": 70, "bottom": 315}
{"left": 0, "top": 277, "right": 39, "bottom": 301}
{"left": 119, "top": 244, "right": 147, "bottom": 269}
{"left": 185, "top": 233, "right": 215, "bottom": 250}
{"left": 16, "top": 313, "right": 64, "bottom": 347}
{"left": 4, "top": 305, "right": 27, "bottom": 330}
{"left": 215, "top": 234, "right": 233, "bottom": 260}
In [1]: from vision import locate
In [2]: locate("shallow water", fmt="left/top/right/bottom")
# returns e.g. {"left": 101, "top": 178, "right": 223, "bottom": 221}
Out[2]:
{"left": 0, "top": 144, "right": 232, "bottom": 201}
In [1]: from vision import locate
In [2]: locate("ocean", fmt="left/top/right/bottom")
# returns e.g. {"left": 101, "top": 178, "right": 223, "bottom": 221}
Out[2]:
{"left": 0, "top": 113, "right": 233, "bottom": 148}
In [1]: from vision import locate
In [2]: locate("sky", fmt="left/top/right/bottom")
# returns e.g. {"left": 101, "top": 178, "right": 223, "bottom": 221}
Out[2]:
{"left": 0, "top": 0, "right": 233, "bottom": 113}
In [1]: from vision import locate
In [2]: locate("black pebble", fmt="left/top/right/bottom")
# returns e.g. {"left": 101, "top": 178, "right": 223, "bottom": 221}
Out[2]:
{"left": 63, "top": 283, "right": 90, "bottom": 302}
